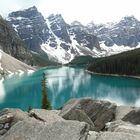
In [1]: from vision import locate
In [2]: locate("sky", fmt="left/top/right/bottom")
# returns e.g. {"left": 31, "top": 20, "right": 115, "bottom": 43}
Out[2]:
{"left": 0, "top": 0, "right": 140, "bottom": 25}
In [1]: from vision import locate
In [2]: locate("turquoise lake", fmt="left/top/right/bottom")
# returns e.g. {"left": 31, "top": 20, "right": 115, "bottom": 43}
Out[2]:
{"left": 0, "top": 66, "right": 140, "bottom": 111}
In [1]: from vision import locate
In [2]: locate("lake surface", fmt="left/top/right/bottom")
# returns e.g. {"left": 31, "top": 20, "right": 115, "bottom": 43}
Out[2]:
{"left": 0, "top": 66, "right": 140, "bottom": 111}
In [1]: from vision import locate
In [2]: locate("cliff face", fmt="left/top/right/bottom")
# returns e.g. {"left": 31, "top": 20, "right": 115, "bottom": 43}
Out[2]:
{"left": 8, "top": 6, "right": 50, "bottom": 52}
{"left": 0, "top": 16, "right": 32, "bottom": 65}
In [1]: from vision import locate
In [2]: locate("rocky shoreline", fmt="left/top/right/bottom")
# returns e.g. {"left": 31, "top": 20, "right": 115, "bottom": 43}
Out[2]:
{"left": 0, "top": 98, "right": 140, "bottom": 140}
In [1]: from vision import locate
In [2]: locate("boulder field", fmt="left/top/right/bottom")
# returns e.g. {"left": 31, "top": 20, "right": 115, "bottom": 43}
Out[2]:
{"left": 0, "top": 98, "right": 140, "bottom": 140}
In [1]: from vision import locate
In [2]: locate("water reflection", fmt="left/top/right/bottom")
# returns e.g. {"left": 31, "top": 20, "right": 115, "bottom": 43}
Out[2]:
{"left": 0, "top": 66, "right": 140, "bottom": 110}
{"left": 1, "top": 70, "right": 43, "bottom": 110}
{"left": 45, "top": 67, "right": 140, "bottom": 108}
{"left": 0, "top": 78, "right": 5, "bottom": 103}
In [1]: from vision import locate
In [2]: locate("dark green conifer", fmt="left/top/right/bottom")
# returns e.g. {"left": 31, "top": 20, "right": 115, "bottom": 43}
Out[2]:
{"left": 41, "top": 73, "right": 51, "bottom": 110}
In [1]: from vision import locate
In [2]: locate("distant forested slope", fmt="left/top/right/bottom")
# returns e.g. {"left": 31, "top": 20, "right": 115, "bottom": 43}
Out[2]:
{"left": 88, "top": 48, "right": 140, "bottom": 76}
{"left": 67, "top": 56, "right": 95, "bottom": 65}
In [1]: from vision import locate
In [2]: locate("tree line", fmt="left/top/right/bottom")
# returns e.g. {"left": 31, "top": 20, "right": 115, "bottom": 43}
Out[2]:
{"left": 88, "top": 48, "right": 140, "bottom": 76}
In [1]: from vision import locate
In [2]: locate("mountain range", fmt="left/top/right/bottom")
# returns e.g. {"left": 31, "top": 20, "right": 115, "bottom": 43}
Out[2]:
{"left": 0, "top": 6, "right": 140, "bottom": 75}
{"left": 7, "top": 6, "right": 140, "bottom": 64}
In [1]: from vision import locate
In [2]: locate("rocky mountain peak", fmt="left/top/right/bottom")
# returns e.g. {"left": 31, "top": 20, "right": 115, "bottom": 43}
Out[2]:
{"left": 8, "top": 6, "right": 40, "bottom": 19}
{"left": 27, "top": 6, "right": 38, "bottom": 11}
{"left": 48, "top": 14, "right": 63, "bottom": 21}
{"left": 87, "top": 22, "right": 96, "bottom": 28}
{"left": 71, "top": 21, "right": 83, "bottom": 26}
{"left": 8, "top": 6, "right": 50, "bottom": 52}
{"left": 118, "top": 16, "right": 140, "bottom": 27}
{"left": 47, "top": 14, "right": 71, "bottom": 43}
{"left": 86, "top": 15, "right": 140, "bottom": 48}
{"left": 70, "top": 21, "right": 87, "bottom": 33}
{"left": 122, "top": 16, "right": 138, "bottom": 22}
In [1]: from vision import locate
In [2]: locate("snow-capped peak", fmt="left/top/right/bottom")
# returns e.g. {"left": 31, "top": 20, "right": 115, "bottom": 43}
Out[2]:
{"left": 7, "top": 7, "right": 140, "bottom": 64}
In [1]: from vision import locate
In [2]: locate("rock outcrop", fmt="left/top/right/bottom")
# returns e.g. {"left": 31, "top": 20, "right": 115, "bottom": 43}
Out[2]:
{"left": 122, "top": 108, "right": 140, "bottom": 124}
{"left": 115, "top": 106, "right": 135, "bottom": 120}
{"left": 87, "top": 131, "right": 140, "bottom": 140}
{"left": 29, "top": 109, "right": 64, "bottom": 123}
{"left": 0, "top": 108, "right": 89, "bottom": 140}
{"left": 0, "top": 108, "right": 29, "bottom": 135}
{"left": 0, "top": 99, "right": 140, "bottom": 140}
{"left": 106, "top": 120, "right": 140, "bottom": 135}
{"left": 89, "top": 120, "right": 140, "bottom": 140}
{"left": 59, "top": 98, "right": 117, "bottom": 131}
{"left": 0, "top": 119, "right": 89, "bottom": 140}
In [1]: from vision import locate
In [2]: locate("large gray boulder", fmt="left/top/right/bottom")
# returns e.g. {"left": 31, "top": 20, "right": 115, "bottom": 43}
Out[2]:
{"left": 122, "top": 108, "right": 140, "bottom": 124}
{"left": 1, "top": 100, "right": 140, "bottom": 140}
{"left": 29, "top": 109, "right": 64, "bottom": 123}
{"left": 59, "top": 98, "right": 117, "bottom": 131}
{"left": 115, "top": 106, "right": 136, "bottom": 120}
{"left": 0, "top": 108, "right": 29, "bottom": 123}
{"left": 87, "top": 131, "right": 140, "bottom": 140}
{"left": 0, "top": 108, "right": 90, "bottom": 140}
{"left": 106, "top": 120, "right": 140, "bottom": 135}
{"left": 0, "top": 108, "right": 29, "bottom": 135}
{"left": 0, "top": 118, "right": 89, "bottom": 140}
{"left": 88, "top": 120, "right": 140, "bottom": 140}
{"left": 59, "top": 108, "right": 95, "bottom": 130}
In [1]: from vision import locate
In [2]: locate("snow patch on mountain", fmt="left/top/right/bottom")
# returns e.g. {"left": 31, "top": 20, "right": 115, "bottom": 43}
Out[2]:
{"left": 70, "top": 35, "right": 84, "bottom": 55}
{"left": 41, "top": 18, "right": 90, "bottom": 64}
{"left": 41, "top": 18, "right": 101, "bottom": 64}
{"left": 41, "top": 19, "right": 74, "bottom": 64}
{"left": 41, "top": 44, "right": 70, "bottom": 64}
{"left": 99, "top": 42, "right": 140, "bottom": 56}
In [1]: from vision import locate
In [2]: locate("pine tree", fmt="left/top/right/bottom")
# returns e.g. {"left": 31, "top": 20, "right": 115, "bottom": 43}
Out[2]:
{"left": 41, "top": 73, "right": 51, "bottom": 110}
